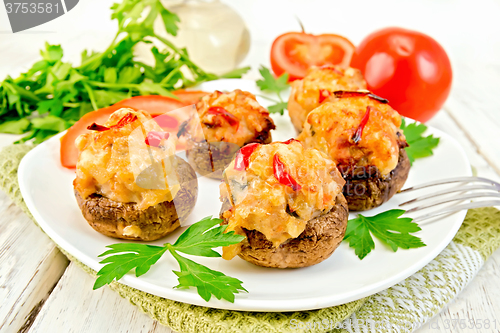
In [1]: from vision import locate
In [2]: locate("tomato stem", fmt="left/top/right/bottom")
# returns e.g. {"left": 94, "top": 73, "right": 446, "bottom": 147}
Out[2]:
{"left": 295, "top": 16, "right": 305, "bottom": 33}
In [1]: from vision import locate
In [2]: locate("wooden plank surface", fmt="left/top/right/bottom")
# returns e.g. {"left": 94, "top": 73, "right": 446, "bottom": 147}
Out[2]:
{"left": 27, "top": 264, "right": 172, "bottom": 333}
{"left": 445, "top": 62, "right": 500, "bottom": 176}
{"left": 0, "top": 191, "right": 69, "bottom": 333}
{"left": 1, "top": 0, "right": 500, "bottom": 331}
{"left": 415, "top": 112, "right": 500, "bottom": 333}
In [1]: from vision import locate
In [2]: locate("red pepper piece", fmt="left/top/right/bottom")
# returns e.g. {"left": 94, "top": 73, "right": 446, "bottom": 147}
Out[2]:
{"left": 87, "top": 123, "right": 110, "bottom": 131}
{"left": 273, "top": 154, "right": 302, "bottom": 191}
{"left": 333, "top": 91, "right": 389, "bottom": 104}
{"left": 318, "top": 89, "right": 332, "bottom": 104}
{"left": 207, "top": 106, "right": 239, "bottom": 128}
{"left": 234, "top": 143, "right": 259, "bottom": 171}
{"left": 282, "top": 138, "right": 300, "bottom": 145}
{"left": 145, "top": 131, "right": 170, "bottom": 147}
{"left": 351, "top": 106, "right": 371, "bottom": 144}
{"left": 86, "top": 112, "right": 138, "bottom": 132}
{"left": 115, "top": 113, "right": 138, "bottom": 128}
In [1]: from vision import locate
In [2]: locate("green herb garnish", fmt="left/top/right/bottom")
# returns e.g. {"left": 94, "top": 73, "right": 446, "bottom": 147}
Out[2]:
{"left": 401, "top": 118, "right": 440, "bottom": 165}
{"left": 256, "top": 66, "right": 289, "bottom": 115}
{"left": 343, "top": 209, "right": 426, "bottom": 260}
{"left": 0, "top": 0, "right": 249, "bottom": 143}
{"left": 94, "top": 216, "right": 247, "bottom": 303}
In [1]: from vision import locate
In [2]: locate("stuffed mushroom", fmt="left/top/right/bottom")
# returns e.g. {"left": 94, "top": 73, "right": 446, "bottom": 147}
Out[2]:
{"left": 297, "top": 91, "right": 410, "bottom": 211}
{"left": 180, "top": 89, "right": 275, "bottom": 179}
{"left": 288, "top": 65, "right": 367, "bottom": 133}
{"left": 74, "top": 108, "right": 198, "bottom": 241}
{"left": 219, "top": 140, "right": 348, "bottom": 268}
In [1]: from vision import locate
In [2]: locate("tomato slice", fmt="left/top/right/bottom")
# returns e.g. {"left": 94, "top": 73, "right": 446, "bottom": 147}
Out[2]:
{"left": 61, "top": 94, "right": 205, "bottom": 169}
{"left": 271, "top": 32, "right": 355, "bottom": 81}
{"left": 172, "top": 90, "right": 209, "bottom": 105}
{"left": 114, "top": 95, "right": 186, "bottom": 115}
{"left": 60, "top": 104, "right": 126, "bottom": 168}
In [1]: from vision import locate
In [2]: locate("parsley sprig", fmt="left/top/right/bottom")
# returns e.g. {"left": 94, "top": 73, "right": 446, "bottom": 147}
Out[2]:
{"left": 94, "top": 216, "right": 247, "bottom": 303}
{"left": 0, "top": 0, "right": 249, "bottom": 143}
{"left": 343, "top": 209, "right": 426, "bottom": 260}
{"left": 401, "top": 118, "right": 440, "bottom": 165}
{"left": 256, "top": 66, "right": 289, "bottom": 115}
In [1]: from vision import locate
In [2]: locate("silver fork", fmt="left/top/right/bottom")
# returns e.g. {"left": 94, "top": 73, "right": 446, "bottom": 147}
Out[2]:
{"left": 398, "top": 177, "right": 500, "bottom": 222}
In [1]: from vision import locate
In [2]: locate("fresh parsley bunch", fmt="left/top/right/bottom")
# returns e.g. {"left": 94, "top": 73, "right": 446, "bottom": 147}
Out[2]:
{"left": 95, "top": 216, "right": 247, "bottom": 303}
{"left": 0, "top": 0, "right": 249, "bottom": 143}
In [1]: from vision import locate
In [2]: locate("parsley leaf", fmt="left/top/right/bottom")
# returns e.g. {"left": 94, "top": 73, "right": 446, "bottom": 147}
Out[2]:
{"left": 401, "top": 118, "right": 440, "bottom": 165}
{"left": 0, "top": 118, "right": 30, "bottom": 134}
{"left": 170, "top": 250, "right": 246, "bottom": 302}
{"left": 256, "top": 66, "right": 289, "bottom": 94}
{"left": 94, "top": 244, "right": 168, "bottom": 289}
{"left": 256, "top": 66, "right": 289, "bottom": 115}
{"left": 220, "top": 66, "right": 251, "bottom": 79}
{"left": 343, "top": 209, "right": 426, "bottom": 260}
{"left": 159, "top": 8, "right": 181, "bottom": 36}
{"left": 94, "top": 216, "right": 246, "bottom": 303}
{"left": 268, "top": 102, "right": 288, "bottom": 116}
{"left": 171, "top": 216, "right": 244, "bottom": 257}
{"left": 31, "top": 115, "right": 69, "bottom": 132}
{"left": 40, "top": 43, "right": 63, "bottom": 62}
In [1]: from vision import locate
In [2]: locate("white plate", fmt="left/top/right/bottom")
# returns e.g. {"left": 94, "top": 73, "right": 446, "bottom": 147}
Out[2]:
{"left": 18, "top": 79, "right": 471, "bottom": 312}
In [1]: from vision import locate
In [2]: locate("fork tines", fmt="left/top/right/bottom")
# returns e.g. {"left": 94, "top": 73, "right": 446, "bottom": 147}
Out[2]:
{"left": 398, "top": 177, "right": 500, "bottom": 222}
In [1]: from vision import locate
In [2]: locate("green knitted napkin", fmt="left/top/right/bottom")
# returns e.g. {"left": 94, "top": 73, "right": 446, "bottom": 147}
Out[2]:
{"left": 1, "top": 144, "right": 499, "bottom": 333}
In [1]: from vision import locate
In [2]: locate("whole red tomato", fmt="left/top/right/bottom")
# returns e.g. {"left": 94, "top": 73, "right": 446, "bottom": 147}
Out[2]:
{"left": 350, "top": 27, "right": 452, "bottom": 122}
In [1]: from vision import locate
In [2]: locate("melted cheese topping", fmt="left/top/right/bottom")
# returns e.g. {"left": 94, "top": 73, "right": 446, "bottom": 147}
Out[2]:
{"left": 74, "top": 108, "right": 180, "bottom": 210}
{"left": 220, "top": 141, "right": 345, "bottom": 260}
{"left": 298, "top": 96, "right": 405, "bottom": 176}
{"left": 288, "top": 66, "right": 367, "bottom": 129}
{"left": 194, "top": 89, "right": 275, "bottom": 147}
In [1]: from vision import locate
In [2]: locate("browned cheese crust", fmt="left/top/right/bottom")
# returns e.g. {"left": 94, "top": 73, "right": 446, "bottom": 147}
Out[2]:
{"left": 342, "top": 149, "right": 410, "bottom": 211}
{"left": 185, "top": 123, "right": 273, "bottom": 179}
{"left": 222, "top": 194, "right": 348, "bottom": 268}
{"left": 182, "top": 89, "right": 276, "bottom": 180}
{"left": 288, "top": 66, "right": 367, "bottom": 133}
{"left": 75, "top": 157, "right": 198, "bottom": 241}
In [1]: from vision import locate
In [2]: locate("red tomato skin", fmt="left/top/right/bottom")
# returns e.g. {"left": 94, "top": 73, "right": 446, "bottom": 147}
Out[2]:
{"left": 172, "top": 90, "right": 210, "bottom": 105}
{"left": 115, "top": 95, "right": 186, "bottom": 114}
{"left": 350, "top": 27, "right": 452, "bottom": 122}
